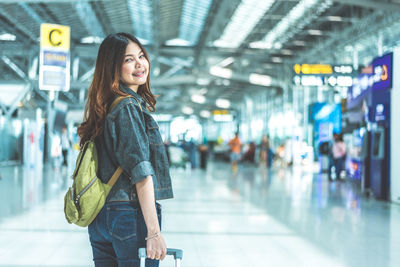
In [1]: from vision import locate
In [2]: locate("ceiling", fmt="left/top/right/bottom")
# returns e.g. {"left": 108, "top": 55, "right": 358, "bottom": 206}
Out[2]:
{"left": 1, "top": 0, "right": 400, "bottom": 118}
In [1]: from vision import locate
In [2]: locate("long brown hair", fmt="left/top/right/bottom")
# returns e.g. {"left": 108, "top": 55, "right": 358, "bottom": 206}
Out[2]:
{"left": 78, "top": 33, "right": 156, "bottom": 146}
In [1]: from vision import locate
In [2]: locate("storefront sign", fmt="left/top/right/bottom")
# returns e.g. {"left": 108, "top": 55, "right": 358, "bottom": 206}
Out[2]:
{"left": 372, "top": 52, "right": 392, "bottom": 91}
{"left": 348, "top": 52, "right": 393, "bottom": 108}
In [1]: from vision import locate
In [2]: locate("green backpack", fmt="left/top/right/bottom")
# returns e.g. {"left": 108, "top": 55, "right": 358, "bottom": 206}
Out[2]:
{"left": 64, "top": 96, "right": 138, "bottom": 227}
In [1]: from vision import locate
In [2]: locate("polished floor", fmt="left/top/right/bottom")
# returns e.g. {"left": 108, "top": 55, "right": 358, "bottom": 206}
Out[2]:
{"left": 0, "top": 160, "right": 399, "bottom": 267}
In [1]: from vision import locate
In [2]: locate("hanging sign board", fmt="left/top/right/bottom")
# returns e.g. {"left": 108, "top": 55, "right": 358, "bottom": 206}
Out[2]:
{"left": 39, "top": 23, "right": 70, "bottom": 91}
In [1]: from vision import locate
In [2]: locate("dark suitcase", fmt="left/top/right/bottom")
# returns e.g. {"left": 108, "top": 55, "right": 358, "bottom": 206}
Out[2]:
{"left": 139, "top": 248, "right": 183, "bottom": 267}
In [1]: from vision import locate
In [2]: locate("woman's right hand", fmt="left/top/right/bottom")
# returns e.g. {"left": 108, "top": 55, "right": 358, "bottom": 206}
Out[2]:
{"left": 146, "top": 232, "right": 167, "bottom": 260}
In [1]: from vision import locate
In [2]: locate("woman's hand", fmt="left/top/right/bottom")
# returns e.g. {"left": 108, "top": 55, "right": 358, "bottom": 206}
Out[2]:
{"left": 146, "top": 233, "right": 167, "bottom": 260}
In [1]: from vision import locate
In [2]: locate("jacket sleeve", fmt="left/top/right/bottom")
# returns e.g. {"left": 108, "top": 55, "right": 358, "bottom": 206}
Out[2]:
{"left": 106, "top": 101, "right": 154, "bottom": 185}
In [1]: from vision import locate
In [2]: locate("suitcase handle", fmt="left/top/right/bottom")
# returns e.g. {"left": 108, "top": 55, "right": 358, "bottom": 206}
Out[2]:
{"left": 139, "top": 248, "right": 183, "bottom": 260}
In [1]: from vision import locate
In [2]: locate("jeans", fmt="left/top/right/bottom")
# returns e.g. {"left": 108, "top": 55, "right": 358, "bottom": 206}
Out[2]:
{"left": 88, "top": 201, "right": 162, "bottom": 267}
{"left": 333, "top": 157, "right": 346, "bottom": 180}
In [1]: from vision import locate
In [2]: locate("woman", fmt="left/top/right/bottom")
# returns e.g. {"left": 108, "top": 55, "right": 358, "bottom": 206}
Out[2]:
{"left": 332, "top": 133, "right": 346, "bottom": 181}
{"left": 78, "top": 33, "right": 173, "bottom": 266}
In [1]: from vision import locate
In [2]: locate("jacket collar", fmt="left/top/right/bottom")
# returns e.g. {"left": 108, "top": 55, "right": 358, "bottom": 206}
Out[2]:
{"left": 120, "top": 83, "right": 146, "bottom": 108}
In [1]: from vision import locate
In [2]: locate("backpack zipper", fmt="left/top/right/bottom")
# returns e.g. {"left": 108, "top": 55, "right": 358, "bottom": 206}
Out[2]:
{"left": 74, "top": 175, "right": 97, "bottom": 204}
{"left": 73, "top": 141, "right": 90, "bottom": 178}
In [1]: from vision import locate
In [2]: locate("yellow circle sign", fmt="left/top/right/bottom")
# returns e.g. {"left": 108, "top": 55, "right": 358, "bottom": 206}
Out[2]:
{"left": 40, "top": 23, "right": 70, "bottom": 50}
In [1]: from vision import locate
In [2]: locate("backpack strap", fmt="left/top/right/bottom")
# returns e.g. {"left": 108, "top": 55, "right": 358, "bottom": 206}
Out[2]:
{"left": 106, "top": 95, "right": 143, "bottom": 188}
{"left": 110, "top": 95, "right": 143, "bottom": 112}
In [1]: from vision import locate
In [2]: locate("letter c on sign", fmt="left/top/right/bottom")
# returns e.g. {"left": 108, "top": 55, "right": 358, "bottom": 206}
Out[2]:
{"left": 49, "top": 29, "right": 62, "bottom": 47}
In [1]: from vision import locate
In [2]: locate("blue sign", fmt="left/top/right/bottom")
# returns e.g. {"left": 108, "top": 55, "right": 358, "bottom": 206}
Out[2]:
{"left": 375, "top": 104, "right": 386, "bottom": 121}
{"left": 347, "top": 52, "right": 393, "bottom": 109}
{"left": 43, "top": 50, "right": 68, "bottom": 67}
{"left": 372, "top": 53, "right": 392, "bottom": 91}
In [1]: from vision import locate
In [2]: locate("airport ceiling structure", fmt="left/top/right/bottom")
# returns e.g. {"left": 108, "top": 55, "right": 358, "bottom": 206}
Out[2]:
{"left": 1, "top": 0, "right": 400, "bottom": 117}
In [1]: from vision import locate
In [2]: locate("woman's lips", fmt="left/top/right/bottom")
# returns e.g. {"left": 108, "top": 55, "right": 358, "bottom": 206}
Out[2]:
{"left": 133, "top": 71, "right": 145, "bottom": 77}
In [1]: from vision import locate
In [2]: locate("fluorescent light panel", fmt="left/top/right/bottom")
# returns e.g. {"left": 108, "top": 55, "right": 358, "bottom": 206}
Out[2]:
{"left": 0, "top": 33, "right": 16, "bottom": 41}
{"left": 127, "top": 0, "right": 153, "bottom": 44}
{"left": 191, "top": 94, "right": 206, "bottom": 104}
{"left": 200, "top": 110, "right": 211, "bottom": 118}
{"left": 179, "top": 0, "right": 213, "bottom": 45}
{"left": 214, "top": 0, "right": 275, "bottom": 48}
{"left": 182, "top": 106, "right": 194, "bottom": 115}
{"left": 216, "top": 98, "right": 231, "bottom": 109}
{"left": 255, "top": 0, "right": 319, "bottom": 48}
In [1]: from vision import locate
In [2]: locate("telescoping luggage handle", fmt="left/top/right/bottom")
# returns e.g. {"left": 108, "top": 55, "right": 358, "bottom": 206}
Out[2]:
{"left": 139, "top": 248, "right": 183, "bottom": 267}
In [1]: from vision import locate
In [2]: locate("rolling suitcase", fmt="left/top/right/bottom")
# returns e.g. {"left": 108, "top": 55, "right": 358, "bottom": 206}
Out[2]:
{"left": 139, "top": 248, "right": 183, "bottom": 267}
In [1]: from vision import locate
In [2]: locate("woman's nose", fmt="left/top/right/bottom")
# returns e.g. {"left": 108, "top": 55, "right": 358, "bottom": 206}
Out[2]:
{"left": 135, "top": 59, "right": 143, "bottom": 68}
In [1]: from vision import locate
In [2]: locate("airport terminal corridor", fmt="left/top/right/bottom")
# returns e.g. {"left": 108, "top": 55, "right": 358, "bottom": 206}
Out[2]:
{"left": 1, "top": 162, "right": 399, "bottom": 267}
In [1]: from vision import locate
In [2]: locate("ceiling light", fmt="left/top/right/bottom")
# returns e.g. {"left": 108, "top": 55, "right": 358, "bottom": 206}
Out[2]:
{"left": 165, "top": 38, "right": 191, "bottom": 46}
{"left": 249, "top": 73, "right": 272, "bottom": 86}
{"left": 293, "top": 40, "right": 306, "bottom": 46}
{"left": 308, "top": 29, "right": 323, "bottom": 36}
{"left": 216, "top": 98, "right": 231, "bottom": 109}
{"left": 196, "top": 78, "right": 210, "bottom": 86}
{"left": 200, "top": 110, "right": 211, "bottom": 118}
{"left": 281, "top": 49, "right": 293, "bottom": 55}
{"left": 81, "top": 36, "right": 102, "bottom": 44}
{"left": 191, "top": 94, "right": 206, "bottom": 104}
{"left": 213, "top": 0, "right": 275, "bottom": 48}
{"left": 0, "top": 33, "right": 16, "bottom": 41}
{"left": 182, "top": 106, "right": 194, "bottom": 115}
{"left": 222, "top": 79, "right": 230, "bottom": 86}
{"left": 327, "top": 16, "right": 343, "bottom": 22}
{"left": 271, "top": 57, "right": 283, "bottom": 63}
{"left": 219, "top": 57, "right": 235, "bottom": 67}
{"left": 209, "top": 66, "right": 232, "bottom": 79}
{"left": 249, "top": 41, "right": 272, "bottom": 49}
{"left": 274, "top": 42, "right": 282, "bottom": 49}
{"left": 198, "top": 88, "right": 208, "bottom": 95}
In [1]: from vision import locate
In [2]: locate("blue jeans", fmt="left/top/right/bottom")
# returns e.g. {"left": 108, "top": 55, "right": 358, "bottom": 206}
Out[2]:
{"left": 88, "top": 201, "right": 162, "bottom": 267}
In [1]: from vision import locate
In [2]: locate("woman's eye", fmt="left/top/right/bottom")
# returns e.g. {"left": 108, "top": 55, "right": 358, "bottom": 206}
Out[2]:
{"left": 139, "top": 55, "right": 145, "bottom": 59}
{"left": 125, "top": 58, "right": 133, "bottom": 62}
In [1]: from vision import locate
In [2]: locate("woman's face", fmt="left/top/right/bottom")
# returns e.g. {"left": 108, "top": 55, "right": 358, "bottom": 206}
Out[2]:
{"left": 120, "top": 41, "right": 149, "bottom": 92}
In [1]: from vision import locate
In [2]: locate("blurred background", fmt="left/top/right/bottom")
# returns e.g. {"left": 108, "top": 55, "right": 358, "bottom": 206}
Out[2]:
{"left": 1, "top": 0, "right": 400, "bottom": 266}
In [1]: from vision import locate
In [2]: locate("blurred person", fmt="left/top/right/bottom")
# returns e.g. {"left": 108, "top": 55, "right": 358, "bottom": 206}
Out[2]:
{"left": 276, "top": 143, "right": 286, "bottom": 167}
{"left": 198, "top": 142, "right": 209, "bottom": 169}
{"left": 242, "top": 141, "right": 256, "bottom": 163}
{"left": 259, "top": 135, "right": 269, "bottom": 166}
{"left": 332, "top": 133, "right": 346, "bottom": 181}
{"left": 51, "top": 134, "right": 62, "bottom": 170}
{"left": 61, "top": 126, "right": 71, "bottom": 166}
{"left": 228, "top": 132, "right": 242, "bottom": 171}
{"left": 77, "top": 33, "right": 173, "bottom": 266}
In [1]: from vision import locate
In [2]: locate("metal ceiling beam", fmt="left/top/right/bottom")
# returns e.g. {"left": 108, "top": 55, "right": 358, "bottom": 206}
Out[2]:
{"left": 195, "top": 0, "right": 240, "bottom": 65}
{"left": 74, "top": 1, "right": 105, "bottom": 38}
{"left": 294, "top": 10, "right": 400, "bottom": 63}
{"left": 0, "top": 6, "right": 38, "bottom": 42}
{"left": 332, "top": 0, "right": 400, "bottom": 11}
{"left": 1, "top": 56, "right": 28, "bottom": 81}
{"left": 151, "top": 0, "right": 161, "bottom": 77}
{"left": 0, "top": 0, "right": 113, "bottom": 2}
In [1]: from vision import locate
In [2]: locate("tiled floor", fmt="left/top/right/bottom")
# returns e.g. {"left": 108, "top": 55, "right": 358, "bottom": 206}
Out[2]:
{"left": 0, "top": 161, "right": 399, "bottom": 267}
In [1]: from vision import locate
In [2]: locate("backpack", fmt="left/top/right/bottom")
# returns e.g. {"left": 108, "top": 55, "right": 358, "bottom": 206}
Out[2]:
{"left": 64, "top": 95, "right": 140, "bottom": 227}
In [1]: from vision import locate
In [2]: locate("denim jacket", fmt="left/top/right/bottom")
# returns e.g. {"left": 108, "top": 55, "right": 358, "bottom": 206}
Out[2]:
{"left": 95, "top": 85, "right": 173, "bottom": 202}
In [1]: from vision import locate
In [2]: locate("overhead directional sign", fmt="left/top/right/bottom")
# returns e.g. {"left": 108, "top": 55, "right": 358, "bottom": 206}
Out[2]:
{"left": 39, "top": 23, "right": 70, "bottom": 91}
{"left": 293, "top": 63, "right": 354, "bottom": 87}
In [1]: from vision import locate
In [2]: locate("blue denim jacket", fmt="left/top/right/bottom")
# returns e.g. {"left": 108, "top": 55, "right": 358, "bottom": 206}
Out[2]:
{"left": 95, "top": 85, "right": 173, "bottom": 202}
